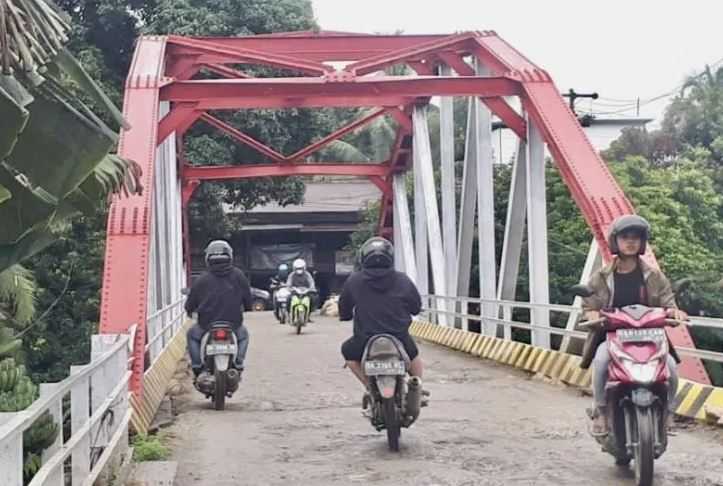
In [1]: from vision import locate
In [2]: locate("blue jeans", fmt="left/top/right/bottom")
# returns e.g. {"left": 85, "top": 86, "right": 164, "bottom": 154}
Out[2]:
{"left": 187, "top": 324, "right": 250, "bottom": 371}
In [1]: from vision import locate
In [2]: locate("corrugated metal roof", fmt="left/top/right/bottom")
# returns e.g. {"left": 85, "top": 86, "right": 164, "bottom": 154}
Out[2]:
{"left": 224, "top": 180, "right": 380, "bottom": 214}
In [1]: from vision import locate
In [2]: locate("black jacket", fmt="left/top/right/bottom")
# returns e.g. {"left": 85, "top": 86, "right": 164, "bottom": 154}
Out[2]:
{"left": 185, "top": 263, "right": 252, "bottom": 329}
{"left": 339, "top": 268, "right": 421, "bottom": 339}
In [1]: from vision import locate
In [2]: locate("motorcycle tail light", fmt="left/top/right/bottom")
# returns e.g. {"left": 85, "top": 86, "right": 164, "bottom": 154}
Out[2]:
{"left": 213, "top": 329, "right": 228, "bottom": 340}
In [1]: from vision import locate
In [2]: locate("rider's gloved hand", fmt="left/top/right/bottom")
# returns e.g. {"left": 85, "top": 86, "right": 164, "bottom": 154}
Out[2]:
{"left": 583, "top": 310, "right": 601, "bottom": 321}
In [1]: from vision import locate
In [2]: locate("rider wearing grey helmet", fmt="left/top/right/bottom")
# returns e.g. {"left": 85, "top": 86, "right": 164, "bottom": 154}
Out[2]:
{"left": 185, "top": 240, "right": 252, "bottom": 376}
{"left": 580, "top": 215, "right": 687, "bottom": 435}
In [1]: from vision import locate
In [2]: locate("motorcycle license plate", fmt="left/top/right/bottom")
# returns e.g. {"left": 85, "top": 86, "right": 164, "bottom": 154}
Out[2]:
{"left": 617, "top": 328, "right": 666, "bottom": 343}
{"left": 206, "top": 343, "right": 235, "bottom": 355}
{"left": 364, "top": 360, "right": 406, "bottom": 376}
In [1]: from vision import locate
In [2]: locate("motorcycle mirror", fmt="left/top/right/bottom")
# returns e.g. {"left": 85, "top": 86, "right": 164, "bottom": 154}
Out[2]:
{"left": 181, "top": 287, "right": 190, "bottom": 296}
{"left": 569, "top": 284, "right": 593, "bottom": 298}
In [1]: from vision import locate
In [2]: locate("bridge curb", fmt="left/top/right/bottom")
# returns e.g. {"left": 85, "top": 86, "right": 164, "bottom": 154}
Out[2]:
{"left": 130, "top": 319, "right": 192, "bottom": 434}
{"left": 410, "top": 321, "right": 723, "bottom": 426}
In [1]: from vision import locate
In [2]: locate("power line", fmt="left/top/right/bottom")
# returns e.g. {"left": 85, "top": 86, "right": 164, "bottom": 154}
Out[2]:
{"left": 583, "top": 55, "right": 723, "bottom": 117}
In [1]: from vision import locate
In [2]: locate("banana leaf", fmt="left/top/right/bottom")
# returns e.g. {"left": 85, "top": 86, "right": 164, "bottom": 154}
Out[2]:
{"left": 0, "top": 205, "right": 70, "bottom": 270}
{"left": 0, "top": 75, "right": 32, "bottom": 159}
{"left": 0, "top": 183, "right": 9, "bottom": 204}
{"left": 4, "top": 86, "right": 115, "bottom": 202}
{"left": 0, "top": 164, "right": 56, "bottom": 245}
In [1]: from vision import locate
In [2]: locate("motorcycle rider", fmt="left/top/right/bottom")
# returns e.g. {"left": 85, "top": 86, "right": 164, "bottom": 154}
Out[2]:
{"left": 580, "top": 215, "right": 687, "bottom": 435}
{"left": 287, "top": 258, "right": 317, "bottom": 315}
{"left": 339, "top": 237, "right": 424, "bottom": 388}
{"left": 271, "top": 263, "right": 290, "bottom": 320}
{"left": 185, "top": 240, "right": 252, "bottom": 378}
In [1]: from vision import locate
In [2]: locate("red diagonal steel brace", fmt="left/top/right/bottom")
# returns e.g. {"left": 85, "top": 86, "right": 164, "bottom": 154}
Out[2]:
{"left": 484, "top": 98, "right": 526, "bottom": 140}
{"left": 285, "top": 108, "right": 389, "bottom": 163}
{"left": 199, "top": 113, "right": 286, "bottom": 163}
{"left": 157, "top": 102, "right": 202, "bottom": 144}
{"left": 167, "top": 36, "right": 333, "bottom": 76}
{"left": 345, "top": 32, "right": 477, "bottom": 75}
{"left": 377, "top": 126, "right": 412, "bottom": 237}
{"left": 167, "top": 55, "right": 202, "bottom": 79}
{"left": 435, "top": 51, "right": 475, "bottom": 76}
{"left": 202, "top": 63, "right": 250, "bottom": 79}
{"left": 367, "top": 175, "right": 392, "bottom": 196}
{"left": 389, "top": 108, "right": 412, "bottom": 132}
{"left": 406, "top": 60, "right": 436, "bottom": 75}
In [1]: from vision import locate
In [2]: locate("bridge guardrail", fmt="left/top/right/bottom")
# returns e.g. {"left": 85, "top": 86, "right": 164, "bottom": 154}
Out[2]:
{"left": 0, "top": 334, "right": 131, "bottom": 486}
{"left": 145, "top": 298, "right": 186, "bottom": 367}
{"left": 421, "top": 295, "right": 723, "bottom": 364}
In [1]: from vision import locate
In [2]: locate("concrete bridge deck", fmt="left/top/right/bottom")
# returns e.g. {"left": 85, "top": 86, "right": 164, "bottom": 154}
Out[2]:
{"left": 166, "top": 313, "right": 723, "bottom": 486}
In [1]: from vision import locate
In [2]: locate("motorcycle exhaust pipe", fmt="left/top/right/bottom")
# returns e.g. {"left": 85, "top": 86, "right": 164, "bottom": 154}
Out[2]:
{"left": 404, "top": 376, "right": 423, "bottom": 425}
{"left": 226, "top": 368, "right": 241, "bottom": 392}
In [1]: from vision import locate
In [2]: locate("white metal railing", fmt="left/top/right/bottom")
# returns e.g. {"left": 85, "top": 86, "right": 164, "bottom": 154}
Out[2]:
{"left": 421, "top": 295, "right": 723, "bottom": 364}
{"left": 0, "top": 334, "right": 131, "bottom": 486}
{"left": 145, "top": 298, "right": 186, "bottom": 367}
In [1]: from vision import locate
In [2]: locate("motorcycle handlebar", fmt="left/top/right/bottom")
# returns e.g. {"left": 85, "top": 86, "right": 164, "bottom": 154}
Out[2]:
{"left": 577, "top": 317, "right": 689, "bottom": 331}
{"left": 577, "top": 318, "right": 606, "bottom": 331}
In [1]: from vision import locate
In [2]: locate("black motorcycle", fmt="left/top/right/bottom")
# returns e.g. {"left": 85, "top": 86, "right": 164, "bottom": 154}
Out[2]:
{"left": 195, "top": 321, "right": 242, "bottom": 410}
{"left": 362, "top": 334, "right": 424, "bottom": 451}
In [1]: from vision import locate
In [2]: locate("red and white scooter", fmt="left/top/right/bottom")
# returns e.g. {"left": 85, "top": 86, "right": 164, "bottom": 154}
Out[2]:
{"left": 575, "top": 287, "right": 686, "bottom": 486}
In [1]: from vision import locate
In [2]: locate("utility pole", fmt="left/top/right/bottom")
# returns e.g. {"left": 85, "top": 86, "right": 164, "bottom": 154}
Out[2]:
{"left": 562, "top": 89, "right": 599, "bottom": 115}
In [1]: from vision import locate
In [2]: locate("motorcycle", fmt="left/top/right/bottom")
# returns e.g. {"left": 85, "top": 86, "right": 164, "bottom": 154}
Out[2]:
{"left": 270, "top": 279, "right": 291, "bottom": 325}
{"left": 573, "top": 286, "right": 686, "bottom": 486}
{"left": 195, "top": 321, "right": 242, "bottom": 410}
{"left": 289, "top": 287, "right": 315, "bottom": 334}
{"left": 361, "top": 334, "right": 424, "bottom": 451}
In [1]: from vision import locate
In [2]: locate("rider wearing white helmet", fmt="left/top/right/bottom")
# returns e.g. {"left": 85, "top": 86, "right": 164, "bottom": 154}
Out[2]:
{"left": 287, "top": 258, "right": 317, "bottom": 313}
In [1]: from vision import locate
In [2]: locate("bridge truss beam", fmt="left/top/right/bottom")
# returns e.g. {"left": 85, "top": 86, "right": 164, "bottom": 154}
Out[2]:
{"left": 101, "top": 30, "right": 710, "bottom": 401}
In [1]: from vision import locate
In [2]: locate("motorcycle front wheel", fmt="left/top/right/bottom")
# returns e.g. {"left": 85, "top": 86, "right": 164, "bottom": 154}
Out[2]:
{"left": 293, "top": 309, "right": 303, "bottom": 334}
{"left": 382, "top": 398, "right": 401, "bottom": 452}
{"left": 214, "top": 369, "right": 227, "bottom": 411}
{"left": 633, "top": 406, "right": 655, "bottom": 486}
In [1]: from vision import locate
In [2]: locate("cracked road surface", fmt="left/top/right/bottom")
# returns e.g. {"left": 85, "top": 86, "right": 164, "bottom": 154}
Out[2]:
{"left": 167, "top": 313, "right": 723, "bottom": 486}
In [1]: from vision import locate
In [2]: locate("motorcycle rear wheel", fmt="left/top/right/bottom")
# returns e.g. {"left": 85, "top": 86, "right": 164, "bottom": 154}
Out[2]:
{"left": 634, "top": 406, "right": 655, "bottom": 486}
{"left": 382, "top": 398, "right": 401, "bottom": 452}
{"left": 214, "top": 370, "right": 226, "bottom": 411}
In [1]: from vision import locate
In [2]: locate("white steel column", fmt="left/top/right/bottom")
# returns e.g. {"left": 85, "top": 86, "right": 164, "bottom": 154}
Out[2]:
{"left": 526, "top": 119, "right": 551, "bottom": 348}
{"left": 414, "top": 149, "right": 429, "bottom": 296}
{"left": 456, "top": 98, "right": 478, "bottom": 301}
{"left": 393, "top": 197, "right": 405, "bottom": 273}
{"left": 474, "top": 65, "right": 498, "bottom": 337}
{"left": 456, "top": 98, "right": 479, "bottom": 330}
{"left": 561, "top": 239, "right": 602, "bottom": 352}
{"left": 439, "top": 65, "right": 457, "bottom": 297}
{"left": 393, "top": 173, "right": 418, "bottom": 285}
{"left": 412, "top": 106, "right": 448, "bottom": 325}
{"left": 496, "top": 140, "right": 527, "bottom": 339}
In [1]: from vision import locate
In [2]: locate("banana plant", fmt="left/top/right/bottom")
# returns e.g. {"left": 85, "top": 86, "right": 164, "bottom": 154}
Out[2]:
{"left": 0, "top": 0, "right": 140, "bottom": 272}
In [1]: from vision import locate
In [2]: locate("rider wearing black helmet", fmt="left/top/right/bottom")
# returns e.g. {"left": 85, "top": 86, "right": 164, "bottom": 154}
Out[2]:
{"left": 185, "top": 240, "right": 252, "bottom": 377}
{"left": 339, "top": 237, "right": 424, "bottom": 387}
{"left": 580, "top": 215, "right": 686, "bottom": 435}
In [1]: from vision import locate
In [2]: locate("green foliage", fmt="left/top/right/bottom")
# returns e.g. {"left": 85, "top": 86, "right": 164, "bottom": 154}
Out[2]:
{"left": 22, "top": 211, "right": 106, "bottom": 383}
{"left": 0, "top": 265, "right": 37, "bottom": 327}
{"left": 132, "top": 433, "right": 170, "bottom": 462}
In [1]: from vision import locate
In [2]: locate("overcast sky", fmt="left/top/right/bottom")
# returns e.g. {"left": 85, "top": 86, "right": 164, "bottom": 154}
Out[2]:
{"left": 312, "top": 0, "right": 723, "bottom": 125}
